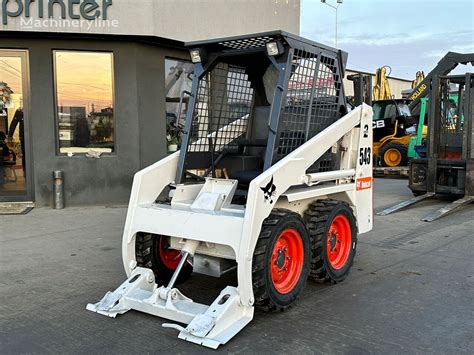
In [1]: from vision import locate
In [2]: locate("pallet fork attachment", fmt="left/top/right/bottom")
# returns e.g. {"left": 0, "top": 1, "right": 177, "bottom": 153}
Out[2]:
{"left": 378, "top": 193, "right": 473, "bottom": 222}
{"left": 377, "top": 192, "right": 435, "bottom": 216}
{"left": 420, "top": 196, "right": 474, "bottom": 222}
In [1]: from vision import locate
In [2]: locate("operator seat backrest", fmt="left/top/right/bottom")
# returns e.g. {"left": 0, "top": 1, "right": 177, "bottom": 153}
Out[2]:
{"left": 248, "top": 105, "right": 271, "bottom": 156}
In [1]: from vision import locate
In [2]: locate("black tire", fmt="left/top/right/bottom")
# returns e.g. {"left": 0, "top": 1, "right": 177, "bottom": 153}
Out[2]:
{"left": 304, "top": 200, "right": 357, "bottom": 283}
{"left": 135, "top": 233, "right": 192, "bottom": 285}
{"left": 380, "top": 141, "right": 408, "bottom": 167}
{"left": 252, "top": 209, "right": 311, "bottom": 312}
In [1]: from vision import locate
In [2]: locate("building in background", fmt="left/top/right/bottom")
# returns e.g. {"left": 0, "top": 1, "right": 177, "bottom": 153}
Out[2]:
{"left": 0, "top": 0, "right": 300, "bottom": 206}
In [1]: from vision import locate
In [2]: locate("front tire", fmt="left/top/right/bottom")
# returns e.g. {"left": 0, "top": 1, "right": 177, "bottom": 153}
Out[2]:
{"left": 135, "top": 233, "right": 192, "bottom": 285}
{"left": 304, "top": 200, "right": 357, "bottom": 283}
{"left": 380, "top": 141, "right": 408, "bottom": 167}
{"left": 252, "top": 209, "right": 311, "bottom": 311}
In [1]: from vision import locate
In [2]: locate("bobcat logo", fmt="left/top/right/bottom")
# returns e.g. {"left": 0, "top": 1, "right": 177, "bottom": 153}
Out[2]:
{"left": 261, "top": 176, "right": 276, "bottom": 203}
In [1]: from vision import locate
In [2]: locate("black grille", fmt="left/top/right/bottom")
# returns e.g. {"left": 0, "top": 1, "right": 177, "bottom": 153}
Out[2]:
{"left": 273, "top": 48, "right": 343, "bottom": 168}
{"left": 187, "top": 63, "right": 254, "bottom": 154}
{"left": 218, "top": 36, "right": 274, "bottom": 50}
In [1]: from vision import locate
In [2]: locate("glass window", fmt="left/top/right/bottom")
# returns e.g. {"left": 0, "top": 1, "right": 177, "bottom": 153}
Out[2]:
{"left": 0, "top": 51, "right": 28, "bottom": 197}
{"left": 54, "top": 51, "right": 114, "bottom": 155}
{"left": 397, "top": 103, "right": 411, "bottom": 116}
{"left": 384, "top": 104, "right": 397, "bottom": 119}
{"left": 372, "top": 102, "right": 397, "bottom": 120}
{"left": 165, "top": 58, "right": 194, "bottom": 152}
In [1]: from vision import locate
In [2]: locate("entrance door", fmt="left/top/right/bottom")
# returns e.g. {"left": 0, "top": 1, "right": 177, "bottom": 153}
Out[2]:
{"left": 0, "top": 50, "right": 32, "bottom": 202}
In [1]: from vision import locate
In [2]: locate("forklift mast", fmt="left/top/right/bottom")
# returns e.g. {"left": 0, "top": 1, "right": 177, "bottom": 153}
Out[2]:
{"left": 347, "top": 73, "right": 372, "bottom": 106}
{"left": 408, "top": 52, "right": 474, "bottom": 114}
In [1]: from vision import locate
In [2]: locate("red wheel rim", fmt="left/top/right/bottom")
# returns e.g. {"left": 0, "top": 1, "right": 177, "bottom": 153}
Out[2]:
{"left": 271, "top": 228, "right": 304, "bottom": 294}
{"left": 158, "top": 237, "right": 182, "bottom": 270}
{"left": 326, "top": 214, "right": 352, "bottom": 270}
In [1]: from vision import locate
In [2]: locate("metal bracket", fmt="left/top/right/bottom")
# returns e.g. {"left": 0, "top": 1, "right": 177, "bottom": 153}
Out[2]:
{"left": 87, "top": 268, "right": 254, "bottom": 349}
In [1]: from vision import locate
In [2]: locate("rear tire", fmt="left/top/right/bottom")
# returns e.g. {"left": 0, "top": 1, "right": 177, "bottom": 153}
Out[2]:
{"left": 252, "top": 209, "right": 311, "bottom": 312}
{"left": 380, "top": 142, "right": 408, "bottom": 167}
{"left": 304, "top": 200, "right": 357, "bottom": 283}
{"left": 135, "top": 233, "right": 192, "bottom": 285}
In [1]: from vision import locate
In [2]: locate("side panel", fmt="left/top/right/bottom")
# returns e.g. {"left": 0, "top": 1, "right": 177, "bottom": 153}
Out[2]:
{"left": 353, "top": 112, "right": 374, "bottom": 233}
{"left": 122, "top": 151, "right": 180, "bottom": 275}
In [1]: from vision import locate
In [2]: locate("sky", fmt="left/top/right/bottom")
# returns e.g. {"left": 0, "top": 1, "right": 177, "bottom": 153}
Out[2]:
{"left": 301, "top": 0, "right": 474, "bottom": 79}
{"left": 55, "top": 51, "right": 114, "bottom": 111}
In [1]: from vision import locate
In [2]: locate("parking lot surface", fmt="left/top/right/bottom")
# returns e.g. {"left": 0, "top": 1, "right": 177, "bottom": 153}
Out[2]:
{"left": 1, "top": 178, "right": 473, "bottom": 354}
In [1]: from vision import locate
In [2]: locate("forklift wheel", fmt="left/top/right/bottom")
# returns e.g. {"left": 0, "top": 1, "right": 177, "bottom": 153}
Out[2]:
{"left": 135, "top": 233, "right": 192, "bottom": 285}
{"left": 304, "top": 200, "right": 357, "bottom": 283}
{"left": 252, "top": 209, "right": 311, "bottom": 312}
{"left": 380, "top": 142, "right": 408, "bottom": 167}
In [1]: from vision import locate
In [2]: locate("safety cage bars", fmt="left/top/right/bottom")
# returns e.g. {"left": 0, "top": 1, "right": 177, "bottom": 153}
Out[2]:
{"left": 273, "top": 48, "right": 344, "bottom": 172}
{"left": 178, "top": 32, "right": 347, "bottom": 182}
{"left": 186, "top": 63, "right": 254, "bottom": 155}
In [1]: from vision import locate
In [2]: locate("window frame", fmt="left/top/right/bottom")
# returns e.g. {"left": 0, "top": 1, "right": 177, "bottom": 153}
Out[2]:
{"left": 52, "top": 49, "right": 116, "bottom": 157}
{"left": 164, "top": 56, "right": 194, "bottom": 151}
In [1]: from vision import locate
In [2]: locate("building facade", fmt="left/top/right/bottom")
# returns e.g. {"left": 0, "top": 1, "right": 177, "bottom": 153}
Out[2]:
{"left": 0, "top": 0, "right": 300, "bottom": 206}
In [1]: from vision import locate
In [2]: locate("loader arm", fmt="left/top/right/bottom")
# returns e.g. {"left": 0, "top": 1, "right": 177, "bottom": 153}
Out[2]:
{"left": 238, "top": 103, "right": 373, "bottom": 306}
{"left": 121, "top": 151, "right": 180, "bottom": 273}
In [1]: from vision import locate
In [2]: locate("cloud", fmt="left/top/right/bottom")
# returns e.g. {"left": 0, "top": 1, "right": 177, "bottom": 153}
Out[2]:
{"left": 424, "top": 44, "right": 474, "bottom": 58}
{"left": 335, "top": 29, "right": 473, "bottom": 47}
{"left": 337, "top": 32, "right": 433, "bottom": 46}
{"left": 300, "top": 0, "right": 474, "bottom": 78}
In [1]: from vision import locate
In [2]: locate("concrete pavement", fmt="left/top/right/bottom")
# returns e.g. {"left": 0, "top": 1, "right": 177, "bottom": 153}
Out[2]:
{"left": 0, "top": 178, "right": 473, "bottom": 354}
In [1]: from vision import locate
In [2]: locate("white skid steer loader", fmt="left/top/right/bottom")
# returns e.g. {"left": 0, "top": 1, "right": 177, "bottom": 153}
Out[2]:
{"left": 87, "top": 31, "right": 373, "bottom": 349}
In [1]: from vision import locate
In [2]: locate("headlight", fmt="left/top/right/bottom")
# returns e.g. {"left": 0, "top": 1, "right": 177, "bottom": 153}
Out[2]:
{"left": 266, "top": 41, "right": 283, "bottom": 56}
{"left": 190, "top": 49, "right": 202, "bottom": 63}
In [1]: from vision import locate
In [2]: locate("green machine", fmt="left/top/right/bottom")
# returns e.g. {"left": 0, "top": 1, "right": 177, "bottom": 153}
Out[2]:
{"left": 408, "top": 95, "right": 460, "bottom": 159}
{"left": 407, "top": 98, "right": 428, "bottom": 159}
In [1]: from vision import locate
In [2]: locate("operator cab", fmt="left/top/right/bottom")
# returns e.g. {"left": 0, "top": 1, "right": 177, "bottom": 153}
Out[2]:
{"left": 175, "top": 31, "right": 348, "bottom": 194}
{"left": 372, "top": 99, "right": 414, "bottom": 141}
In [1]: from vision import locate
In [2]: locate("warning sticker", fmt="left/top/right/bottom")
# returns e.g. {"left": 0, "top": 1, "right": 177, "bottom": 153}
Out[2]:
{"left": 356, "top": 177, "right": 372, "bottom": 191}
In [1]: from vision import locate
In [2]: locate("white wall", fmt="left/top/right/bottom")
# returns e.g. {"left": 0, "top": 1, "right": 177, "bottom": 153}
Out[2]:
{"left": 1, "top": 0, "right": 300, "bottom": 41}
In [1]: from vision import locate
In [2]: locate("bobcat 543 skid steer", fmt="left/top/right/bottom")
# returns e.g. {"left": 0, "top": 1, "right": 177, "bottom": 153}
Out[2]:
{"left": 87, "top": 31, "right": 373, "bottom": 348}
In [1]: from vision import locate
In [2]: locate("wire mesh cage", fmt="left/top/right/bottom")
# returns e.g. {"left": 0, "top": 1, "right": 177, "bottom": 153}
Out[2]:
{"left": 218, "top": 36, "right": 275, "bottom": 50}
{"left": 273, "top": 48, "right": 343, "bottom": 171}
{"left": 187, "top": 63, "right": 254, "bottom": 155}
{"left": 178, "top": 32, "right": 348, "bottom": 183}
